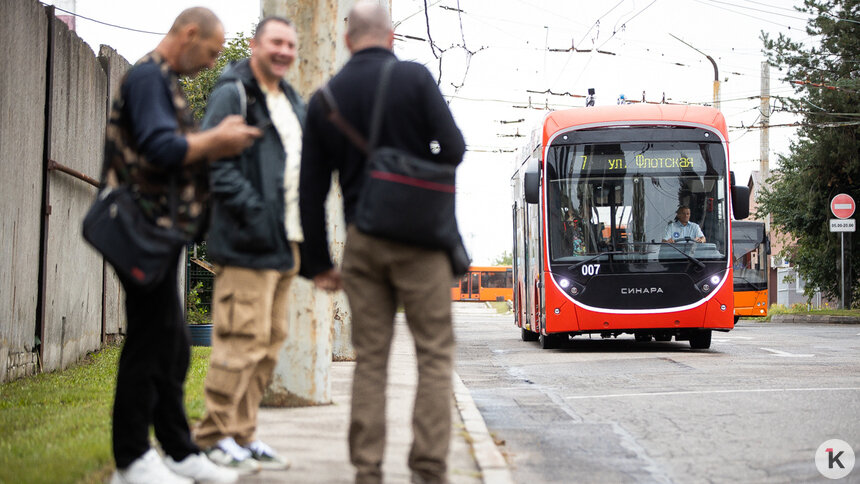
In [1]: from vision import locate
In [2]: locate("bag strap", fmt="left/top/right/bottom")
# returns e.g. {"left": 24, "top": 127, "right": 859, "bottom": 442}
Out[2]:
{"left": 320, "top": 85, "right": 369, "bottom": 154}
{"left": 320, "top": 58, "right": 397, "bottom": 155}
{"left": 367, "top": 59, "right": 397, "bottom": 151}
{"left": 234, "top": 79, "right": 247, "bottom": 119}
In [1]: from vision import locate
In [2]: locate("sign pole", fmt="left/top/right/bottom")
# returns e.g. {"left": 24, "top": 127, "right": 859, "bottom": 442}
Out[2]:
{"left": 842, "top": 232, "right": 846, "bottom": 310}
{"left": 830, "top": 193, "right": 856, "bottom": 310}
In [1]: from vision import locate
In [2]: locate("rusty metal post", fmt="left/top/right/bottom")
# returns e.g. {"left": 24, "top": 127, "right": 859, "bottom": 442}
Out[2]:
{"left": 261, "top": 0, "right": 392, "bottom": 405}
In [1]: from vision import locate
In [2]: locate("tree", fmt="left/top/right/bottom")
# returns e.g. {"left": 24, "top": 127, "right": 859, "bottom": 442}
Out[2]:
{"left": 492, "top": 250, "right": 513, "bottom": 266}
{"left": 758, "top": 0, "right": 860, "bottom": 306}
{"left": 180, "top": 33, "right": 251, "bottom": 119}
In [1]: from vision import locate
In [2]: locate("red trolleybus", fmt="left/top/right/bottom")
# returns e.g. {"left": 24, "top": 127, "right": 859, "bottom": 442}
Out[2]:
{"left": 511, "top": 104, "right": 750, "bottom": 349}
{"left": 731, "top": 221, "right": 769, "bottom": 322}
{"left": 452, "top": 266, "right": 513, "bottom": 302}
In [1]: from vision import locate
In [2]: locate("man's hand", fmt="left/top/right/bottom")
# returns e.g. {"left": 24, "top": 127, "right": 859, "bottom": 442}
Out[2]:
{"left": 209, "top": 115, "right": 262, "bottom": 158}
{"left": 184, "top": 115, "right": 262, "bottom": 163}
{"left": 313, "top": 268, "right": 342, "bottom": 291}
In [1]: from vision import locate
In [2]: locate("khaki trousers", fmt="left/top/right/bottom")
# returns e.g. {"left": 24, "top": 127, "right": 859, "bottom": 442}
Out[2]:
{"left": 195, "top": 260, "right": 297, "bottom": 448}
{"left": 342, "top": 225, "right": 455, "bottom": 484}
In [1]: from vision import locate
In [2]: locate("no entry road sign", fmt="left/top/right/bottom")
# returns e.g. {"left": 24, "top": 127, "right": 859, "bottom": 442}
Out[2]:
{"left": 831, "top": 193, "right": 856, "bottom": 219}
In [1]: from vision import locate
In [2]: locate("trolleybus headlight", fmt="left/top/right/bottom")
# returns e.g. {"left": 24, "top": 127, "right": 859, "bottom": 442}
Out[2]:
{"left": 702, "top": 284, "right": 710, "bottom": 292}
{"left": 559, "top": 278, "right": 570, "bottom": 289}
{"left": 570, "top": 286, "right": 579, "bottom": 295}
{"left": 710, "top": 275, "right": 720, "bottom": 285}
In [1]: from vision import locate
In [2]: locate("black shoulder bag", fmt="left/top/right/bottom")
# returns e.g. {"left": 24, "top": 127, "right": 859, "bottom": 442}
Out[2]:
{"left": 320, "top": 59, "right": 470, "bottom": 276}
{"left": 82, "top": 89, "right": 188, "bottom": 289}
{"left": 82, "top": 180, "right": 187, "bottom": 289}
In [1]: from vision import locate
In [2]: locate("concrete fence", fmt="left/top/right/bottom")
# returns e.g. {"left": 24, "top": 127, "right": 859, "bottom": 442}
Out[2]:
{"left": 0, "top": 0, "right": 132, "bottom": 381}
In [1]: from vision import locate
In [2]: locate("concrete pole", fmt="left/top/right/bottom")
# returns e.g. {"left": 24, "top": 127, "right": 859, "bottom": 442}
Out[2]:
{"left": 760, "top": 62, "right": 770, "bottom": 188}
{"left": 760, "top": 61, "right": 772, "bottom": 304}
{"left": 261, "top": 0, "right": 389, "bottom": 406}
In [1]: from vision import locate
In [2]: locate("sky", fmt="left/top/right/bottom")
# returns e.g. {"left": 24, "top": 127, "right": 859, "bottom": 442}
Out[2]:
{"left": 52, "top": 0, "right": 814, "bottom": 264}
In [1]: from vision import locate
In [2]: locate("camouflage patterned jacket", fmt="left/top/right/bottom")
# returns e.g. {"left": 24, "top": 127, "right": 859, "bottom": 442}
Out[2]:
{"left": 102, "top": 51, "right": 209, "bottom": 241}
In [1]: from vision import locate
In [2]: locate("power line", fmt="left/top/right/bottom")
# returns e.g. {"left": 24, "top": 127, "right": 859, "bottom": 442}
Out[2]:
{"left": 700, "top": 0, "right": 810, "bottom": 21}
{"left": 691, "top": 0, "right": 806, "bottom": 29}
{"left": 41, "top": 3, "right": 166, "bottom": 35}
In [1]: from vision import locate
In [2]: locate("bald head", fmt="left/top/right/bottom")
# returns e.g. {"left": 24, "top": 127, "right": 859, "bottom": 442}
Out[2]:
{"left": 157, "top": 7, "right": 225, "bottom": 76}
{"left": 169, "top": 7, "right": 222, "bottom": 40}
{"left": 346, "top": 1, "right": 393, "bottom": 51}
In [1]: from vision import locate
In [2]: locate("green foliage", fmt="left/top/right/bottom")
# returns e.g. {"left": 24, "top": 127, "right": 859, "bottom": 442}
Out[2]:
{"left": 180, "top": 33, "right": 251, "bottom": 119}
{"left": 186, "top": 281, "right": 211, "bottom": 325}
{"left": 758, "top": 0, "right": 860, "bottom": 306}
{"left": 0, "top": 345, "right": 211, "bottom": 483}
{"left": 492, "top": 250, "right": 513, "bottom": 266}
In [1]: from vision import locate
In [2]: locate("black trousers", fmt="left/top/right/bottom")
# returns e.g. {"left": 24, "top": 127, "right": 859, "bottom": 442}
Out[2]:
{"left": 112, "top": 258, "right": 199, "bottom": 468}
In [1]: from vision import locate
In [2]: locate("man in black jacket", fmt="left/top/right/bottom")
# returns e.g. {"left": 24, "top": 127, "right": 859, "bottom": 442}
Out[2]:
{"left": 299, "top": 3, "right": 465, "bottom": 483}
{"left": 193, "top": 17, "right": 304, "bottom": 474}
{"left": 106, "top": 8, "right": 260, "bottom": 484}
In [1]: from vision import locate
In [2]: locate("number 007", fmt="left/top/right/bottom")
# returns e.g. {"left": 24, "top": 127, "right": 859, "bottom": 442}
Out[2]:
{"left": 582, "top": 264, "right": 600, "bottom": 276}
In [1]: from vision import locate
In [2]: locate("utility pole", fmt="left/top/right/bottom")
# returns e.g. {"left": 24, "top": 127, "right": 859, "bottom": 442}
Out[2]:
{"left": 760, "top": 62, "right": 770, "bottom": 187}
{"left": 259, "top": 0, "right": 390, "bottom": 406}
{"left": 760, "top": 61, "right": 772, "bottom": 305}
{"left": 670, "top": 34, "right": 720, "bottom": 110}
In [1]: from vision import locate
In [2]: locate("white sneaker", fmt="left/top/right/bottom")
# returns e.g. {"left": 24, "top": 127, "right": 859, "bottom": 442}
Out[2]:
{"left": 110, "top": 448, "right": 193, "bottom": 484}
{"left": 165, "top": 452, "right": 239, "bottom": 483}
{"left": 245, "top": 440, "right": 291, "bottom": 470}
{"left": 204, "top": 437, "right": 261, "bottom": 475}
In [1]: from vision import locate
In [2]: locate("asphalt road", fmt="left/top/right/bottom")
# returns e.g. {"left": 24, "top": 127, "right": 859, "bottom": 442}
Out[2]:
{"left": 452, "top": 303, "right": 860, "bottom": 484}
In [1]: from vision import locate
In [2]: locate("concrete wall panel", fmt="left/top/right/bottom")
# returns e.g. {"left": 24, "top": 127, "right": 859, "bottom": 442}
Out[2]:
{"left": 0, "top": 0, "right": 48, "bottom": 380}
{"left": 98, "top": 45, "right": 131, "bottom": 338}
{"left": 41, "top": 17, "right": 107, "bottom": 372}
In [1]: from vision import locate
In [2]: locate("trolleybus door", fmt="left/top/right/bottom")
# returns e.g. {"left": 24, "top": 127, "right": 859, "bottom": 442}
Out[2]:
{"left": 459, "top": 271, "right": 480, "bottom": 300}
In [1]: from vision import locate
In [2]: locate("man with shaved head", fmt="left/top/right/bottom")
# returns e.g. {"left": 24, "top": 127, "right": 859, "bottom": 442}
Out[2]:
{"left": 105, "top": 7, "right": 259, "bottom": 484}
{"left": 300, "top": 2, "right": 466, "bottom": 483}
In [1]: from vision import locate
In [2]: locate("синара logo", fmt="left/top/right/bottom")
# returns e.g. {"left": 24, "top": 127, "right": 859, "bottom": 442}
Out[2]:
{"left": 816, "top": 439, "right": 855, "bottom": 480}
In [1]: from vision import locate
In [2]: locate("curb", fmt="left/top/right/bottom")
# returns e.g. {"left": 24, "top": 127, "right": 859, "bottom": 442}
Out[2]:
{"left": 453, "top": 372, "right": 515, "bottom": 484}
{"left": 770, "top": 314, "right": 860, "bottom": 324}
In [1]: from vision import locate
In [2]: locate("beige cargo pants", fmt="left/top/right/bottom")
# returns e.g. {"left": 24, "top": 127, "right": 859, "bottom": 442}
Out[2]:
{"left": 194, "top": 257, "right": 297, "bottom": 448}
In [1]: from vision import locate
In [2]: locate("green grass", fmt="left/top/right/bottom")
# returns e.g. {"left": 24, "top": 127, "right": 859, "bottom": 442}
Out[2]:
{"left": 763, "top": 304, "right": 860, "bottom": 321}
{"left": 488, "top": 301, "right": 511, "bottom": 314}
{"left": 0, "top": 344, "right": 211, "bottom": 484}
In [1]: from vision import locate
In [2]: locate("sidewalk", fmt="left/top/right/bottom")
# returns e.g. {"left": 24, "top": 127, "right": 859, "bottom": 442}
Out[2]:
{"left": 245, "top": 314, "right": 509, "bottom": 483}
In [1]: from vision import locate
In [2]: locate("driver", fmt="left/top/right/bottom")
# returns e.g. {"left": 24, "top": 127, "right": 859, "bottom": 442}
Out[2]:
{"left": 662, "top": 205, "right": 705, "bottom": 243}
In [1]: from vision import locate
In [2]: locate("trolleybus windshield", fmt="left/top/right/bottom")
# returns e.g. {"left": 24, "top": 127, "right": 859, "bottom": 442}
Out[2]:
{"left": 732, "top": 222, "right": 767, "bottom": 292}
{"left": 546, "top": 132, "right": 728, "bottom": 269}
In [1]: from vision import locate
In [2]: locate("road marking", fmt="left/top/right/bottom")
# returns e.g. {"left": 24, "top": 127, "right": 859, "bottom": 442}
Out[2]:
{"left": 565, "top": 387, "right": 860, "bottom": 400}
{"left": 760, "top": 347, "right": 815, "bottom": 357}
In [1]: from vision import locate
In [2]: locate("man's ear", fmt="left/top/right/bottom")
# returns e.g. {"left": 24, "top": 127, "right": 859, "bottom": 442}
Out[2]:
{"left": 181, "top": 23, "right": 199, "bottom": 45}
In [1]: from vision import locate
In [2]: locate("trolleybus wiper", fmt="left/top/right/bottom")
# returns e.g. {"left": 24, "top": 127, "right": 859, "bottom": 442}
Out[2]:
{"left": 567, "top": 251, "right": 626, "bottom": 272}
{"left": 660, "top": 242, "right": 706, "bottom": 269}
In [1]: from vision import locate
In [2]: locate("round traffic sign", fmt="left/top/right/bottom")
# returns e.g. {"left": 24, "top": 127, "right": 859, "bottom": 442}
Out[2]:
{"left": 831, "top": 193, "right": 856, "bottom": 219}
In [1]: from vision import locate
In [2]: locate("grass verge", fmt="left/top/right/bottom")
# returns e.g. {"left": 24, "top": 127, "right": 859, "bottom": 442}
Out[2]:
{"left": 488, "top": 301, "right": 511, "bottom": 314}
{"left": 763, "top": 305, "right": 860, "bottom": 321}
{"left": 0, "top": 344, "right": 211, "bottom": 484}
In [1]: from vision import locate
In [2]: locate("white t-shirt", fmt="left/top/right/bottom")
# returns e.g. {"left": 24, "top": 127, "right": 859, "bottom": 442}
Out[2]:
{"left": 261, "top": 84, "right": 303, "bottom": 243}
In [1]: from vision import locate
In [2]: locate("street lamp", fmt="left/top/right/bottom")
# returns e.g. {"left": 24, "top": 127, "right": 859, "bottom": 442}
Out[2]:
{"left": 669, "top": 34, "right": 721, "bottom": 110}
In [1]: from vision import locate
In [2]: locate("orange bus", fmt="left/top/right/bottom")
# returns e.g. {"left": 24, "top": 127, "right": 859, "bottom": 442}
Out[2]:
{"left": 511, "top": 104, "right": 751, "bottom": 349}
{"left": 732, "top": 221, "right": 769, "bottom": 322}
{"left": 452, "top": 266, "right": 513, "bottom": 302}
